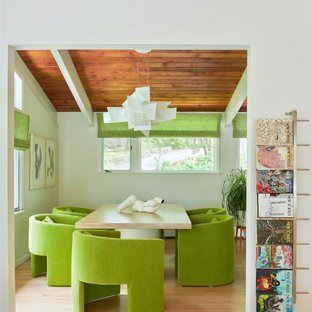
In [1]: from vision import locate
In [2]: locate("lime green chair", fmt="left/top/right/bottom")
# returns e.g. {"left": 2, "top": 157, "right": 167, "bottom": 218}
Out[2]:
{"left": 177, "top": 214, "right": 235, "bottom": 286}
{"left": 29, "top": 213, "right": 82, "bottom": 286}
{"left": 186, "top": 207, "right": 227, "bottom": 216}
{"left": 72, "top": 230, "right": 164, "bottom": 312}
{"left": 52, "top": 206, "right": 94, "bottom": 217}
{"left": 175, "top": 207, "right": 227, "bottom": 273}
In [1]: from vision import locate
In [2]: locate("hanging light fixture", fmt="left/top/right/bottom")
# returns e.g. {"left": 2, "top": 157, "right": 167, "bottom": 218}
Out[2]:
{"left": 104, "top": 52, "right": 176, "bottom": 137}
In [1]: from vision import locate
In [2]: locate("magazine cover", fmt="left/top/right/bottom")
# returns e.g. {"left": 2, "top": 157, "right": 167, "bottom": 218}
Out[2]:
{"left": 257, "top": 220, "right": 293, "bottom": 245}
{"left": 256, "top": 119, "right": 293, "bottom": 145}
{"left": 256, "top": 270, "right": 293, "bottom": 295}
{"left": 256, "top": 170, "right": 293, "bottom": 194}
{"left": 257, "top": 294, "right": 293, "bottom": 312}
{"left": 258, "top": 194, "right": 294, "bottom": 218}
{"left": 256, "top": 146, "right": 293, "bottom": 170}
{"left": 256, "top": 245, "right": 293, "bottom": 269}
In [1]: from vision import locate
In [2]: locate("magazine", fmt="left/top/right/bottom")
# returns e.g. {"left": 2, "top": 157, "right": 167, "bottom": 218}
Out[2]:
{"left": 256, "top": 119, "right": 293, "bottom": 145}
{"left": 256, "top": 245, "right": 293, "bottom": 269}
{"left": 258, "top": 194, "right": 294, "bottom": 218}
{"left": 256, "top": 170, "right": 293, "bottom": 194}
{"left": 257, "top": 294, "right": 293, "bottom": 312}
{"left": 257, "top": 220, "right": 293, "bottom": 245}
{"left": 256, "top": 146, "right": 293, "bottom": 170}
{"left": 256, "top": 270, "right": 293, "bottom": 295}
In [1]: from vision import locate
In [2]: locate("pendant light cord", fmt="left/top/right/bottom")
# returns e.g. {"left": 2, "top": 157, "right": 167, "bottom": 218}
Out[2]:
{"left": 144, "top": 55, "right": 150, "bottom": 86}
{"left": 136, "top": 54, "right": 151, "bottom": 88}
{"left": 136, "top": 59, "right": 140, "bottom": 87}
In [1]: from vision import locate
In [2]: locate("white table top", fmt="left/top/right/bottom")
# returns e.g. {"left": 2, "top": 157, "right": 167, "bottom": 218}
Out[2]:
{"left": 75, "top": 204, "right": 192, "bottom": 230}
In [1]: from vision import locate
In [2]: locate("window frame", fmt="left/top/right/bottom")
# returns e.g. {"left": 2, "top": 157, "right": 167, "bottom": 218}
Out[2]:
{"left": 102, "top": 137, "right": 220, "bottom": 175}
{"left": 14, "top": 71, "right": 24, "bottom": 214}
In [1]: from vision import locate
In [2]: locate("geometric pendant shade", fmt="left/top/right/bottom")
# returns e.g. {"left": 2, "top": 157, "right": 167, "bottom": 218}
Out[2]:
{"left": 104, "top": 86, "right": 177, "bottom": 136}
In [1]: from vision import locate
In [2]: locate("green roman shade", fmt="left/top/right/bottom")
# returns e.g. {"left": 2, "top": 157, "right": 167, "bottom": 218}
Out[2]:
{"left": 232, "top": 114, "right": 247, "bottom": 138}
{"left": 14, "top": 110, "right": 30, "bottom": 150}
{"left": 97, "top": 113, "right": 222, "bottom": 138}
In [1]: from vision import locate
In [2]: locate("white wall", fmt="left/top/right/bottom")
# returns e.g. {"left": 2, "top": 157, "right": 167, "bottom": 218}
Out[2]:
{"left": 1, "top": 1, "right": 312, "bottom": 311}
{"left": 14, "top": 56, "right": 58, "bottom": 266}
{"left": 58, "top": 112, "right": 236, "bottom": 210}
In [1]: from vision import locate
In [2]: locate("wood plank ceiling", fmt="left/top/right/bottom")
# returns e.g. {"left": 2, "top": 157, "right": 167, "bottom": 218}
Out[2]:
{"left": 18, "top": 49, "right": 247, "bottom": 112}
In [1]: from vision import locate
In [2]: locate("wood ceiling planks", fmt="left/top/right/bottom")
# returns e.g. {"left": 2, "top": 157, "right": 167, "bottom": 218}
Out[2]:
{"left": 18, "top": 49, "right": 247, "bottom": 112}
{"left": 18, "top": 50, "right": 79, "bottom": 111}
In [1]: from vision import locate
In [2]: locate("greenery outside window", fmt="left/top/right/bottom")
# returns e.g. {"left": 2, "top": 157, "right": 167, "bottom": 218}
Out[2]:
{"left": 236, "top": 138, "right": 247, "bottom": 170}
{"left": 103, "top": 137, "right": 219, "bottom": 173}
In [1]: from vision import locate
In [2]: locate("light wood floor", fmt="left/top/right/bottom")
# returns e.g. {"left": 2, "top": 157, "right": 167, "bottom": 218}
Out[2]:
{"left": 16, "top": 239, "right": 246, "bottom": 312}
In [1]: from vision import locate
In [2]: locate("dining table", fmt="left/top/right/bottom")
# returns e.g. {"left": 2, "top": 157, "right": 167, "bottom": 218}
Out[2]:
{"left": 75, "top": 203, "right": 192, "bottom": 238}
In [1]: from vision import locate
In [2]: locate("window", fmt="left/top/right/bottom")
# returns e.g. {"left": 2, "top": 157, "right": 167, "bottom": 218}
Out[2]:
{"left": 14, "top": 150, "right": 22, "bottom": 212}
{"left": 14, "top": 72, "right": 23, "bottom": 110}
{"left": 237, "top": 138, "right": 247, "bottom": 170}
{"left": 103, "top": 137, "right": 219, "bottom": 173}
{"left": 14, "top": 72, "right": 23, "bottom": 213}
{"left": 103, "top": 138, "right": 131, "bottom": 171}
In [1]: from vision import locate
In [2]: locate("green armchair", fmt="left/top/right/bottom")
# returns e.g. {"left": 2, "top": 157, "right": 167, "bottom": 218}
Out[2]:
{"left": 177, "top": 214, "right": 235, "bottom": 286}
{"left": 28, "top": 213, "right": 82, "bottom": 286}
{"left": 72, "top": 230, "right": 164, "bottom": 312}
{"left": 52, "top": 206, "right": 94, "bottom": 217}
{"left": 186, "top": 207, "right": 227, "bottom": 216}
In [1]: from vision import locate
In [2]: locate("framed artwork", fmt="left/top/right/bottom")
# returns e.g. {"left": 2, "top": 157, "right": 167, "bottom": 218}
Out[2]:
{"left": 45, "top": 139, "right": 56, "bottom": 187}
{"left": 30, "top": 134, "right": 46, "bottom": 190}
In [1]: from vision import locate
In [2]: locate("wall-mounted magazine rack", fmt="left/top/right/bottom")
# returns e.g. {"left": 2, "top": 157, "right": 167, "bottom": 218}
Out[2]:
{"left": 255, "top": 111, "right": 311, "bottom": 311}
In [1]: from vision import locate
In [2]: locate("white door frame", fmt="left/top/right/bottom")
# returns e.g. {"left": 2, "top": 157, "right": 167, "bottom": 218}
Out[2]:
{"left": 0, "top": 46, "right": 16, "bottom": 312}
{"left": 0, "top": 44, "right": 254, "bottom": 312}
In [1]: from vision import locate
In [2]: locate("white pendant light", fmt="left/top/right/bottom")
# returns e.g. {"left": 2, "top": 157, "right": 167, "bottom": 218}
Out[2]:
{"left": 104, "top": 86, "right": 177, "bottom": 137}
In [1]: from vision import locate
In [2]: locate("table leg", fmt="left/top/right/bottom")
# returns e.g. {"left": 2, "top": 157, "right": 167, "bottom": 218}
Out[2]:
{"left": 118, "top": 229, "right": 162, "bottom": 239}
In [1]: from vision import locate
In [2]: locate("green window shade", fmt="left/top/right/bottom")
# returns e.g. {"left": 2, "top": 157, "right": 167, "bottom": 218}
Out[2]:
{"left": 14, "top": 110, "right": 30, "bottom": 150}
{"left": 232, "top": 114, "right": 247, "bottom": 138}
{"left": 97, "top": 113, "right": 222, "bottom": 138}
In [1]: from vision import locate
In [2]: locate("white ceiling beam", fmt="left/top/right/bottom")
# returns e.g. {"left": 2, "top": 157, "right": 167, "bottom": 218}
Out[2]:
{"left": 51, "top": 49, "right": 93, "bottom": 125}
{"left": 222, "top": 68, "right": 247, "bottom": 126}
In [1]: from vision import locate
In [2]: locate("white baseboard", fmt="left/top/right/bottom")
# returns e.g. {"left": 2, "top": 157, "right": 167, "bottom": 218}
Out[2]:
{"left": 15, "top": 253, "right": 30, "bottom": 268}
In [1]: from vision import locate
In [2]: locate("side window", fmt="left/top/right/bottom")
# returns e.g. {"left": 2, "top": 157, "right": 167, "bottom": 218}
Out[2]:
{"left": 238, "top": 138, "right": 247, "bottom": 170}
{"left": 14, "top": 72, "right": 23, "bottom": 213}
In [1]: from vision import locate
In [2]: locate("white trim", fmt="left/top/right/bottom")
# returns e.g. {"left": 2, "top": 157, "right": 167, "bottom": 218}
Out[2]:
{"left": 14, "top": 44, "right": 249, "bottom": 51}
{"left": 15, "top": 254, "right": 30, "bottom": 268}
{"left": 51, "top": 50, "right": 94, "bottom": 126}
{"left": 1, "top": 43, "right": 252, "bottom": 312}
{"left": 98, "top": 170, "right": 222, "bottom": 177}
{"left": 0, "top": 45, "right": 16, "bottom": 312}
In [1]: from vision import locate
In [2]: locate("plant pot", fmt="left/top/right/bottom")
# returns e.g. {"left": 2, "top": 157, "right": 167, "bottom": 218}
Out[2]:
{"left": 237, "top": 210, "right": 246, "bottom": 227}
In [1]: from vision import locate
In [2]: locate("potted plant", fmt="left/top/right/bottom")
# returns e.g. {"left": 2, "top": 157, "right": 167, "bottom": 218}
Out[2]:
{"left": 222, "top": 168, "right": 246, "bottom": 226}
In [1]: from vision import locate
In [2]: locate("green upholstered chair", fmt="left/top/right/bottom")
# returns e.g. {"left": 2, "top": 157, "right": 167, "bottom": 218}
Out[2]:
{"left": 175, "top": 207, "right": 227, "bottom": 272}
{"left": 72, "top": 230, "right": 164, "bottom": 312}
{"left": 177, "top": 214, "right": 235, "bottom": 286}
{"left": 186, "top": 207, "right": 227, "bottom": 216}
{"left": 29, "top": 213, "right": 82, "bottom": 286}
{"left": 52, "top": 206, "right": 94, "bottom": 217}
